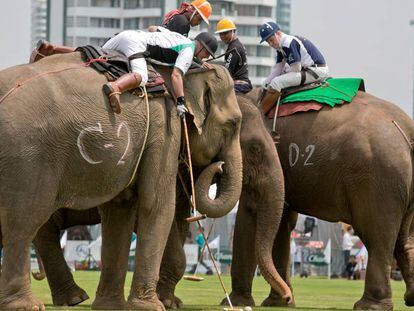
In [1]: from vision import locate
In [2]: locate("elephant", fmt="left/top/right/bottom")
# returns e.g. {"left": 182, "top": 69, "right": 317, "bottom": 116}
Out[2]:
{"left": 12, "top": 88, "right": 293, "bottom": 310}
{"left": 225, "top": 88, "right": 414, "bottom": 310}
{"left": 0, "top": 51, "right": 247, "bottom": 311}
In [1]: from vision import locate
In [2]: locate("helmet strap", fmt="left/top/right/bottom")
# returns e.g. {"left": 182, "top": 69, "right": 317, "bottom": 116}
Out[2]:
{"left": 189, "top": 10, "right": 197, "bottom": 23}
{"left": 195, "top": 44, "right": 205, "bottom": 58}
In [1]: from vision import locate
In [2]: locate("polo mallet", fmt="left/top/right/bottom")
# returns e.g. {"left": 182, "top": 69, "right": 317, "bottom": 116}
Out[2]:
{"left": 183, "top": 220, "right": 216, "bottom": 282}
{"left": 195, "top": 219, "right": 242, "bottom": 311}
{"left": 180, "top": 115, "right": 241, "bottom": 311}
{"left": 181, "top": 116, "right": 206, "bottom": 223}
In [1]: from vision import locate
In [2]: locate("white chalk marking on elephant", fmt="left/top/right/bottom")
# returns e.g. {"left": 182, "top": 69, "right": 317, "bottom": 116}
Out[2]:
{"left": 77, "top": 122, "right": 104, "bottom": 165}
{"left": 304, "top": 145, "right": 315, "bottom": 166}
{"left": 289, "top": 143, "right": 300, "bottom": 167}
{"left": 288, "top": 143, "right": 315, "bottom": 167}
{"left": 116, "top": 121, "right": 131, "bottom": 166}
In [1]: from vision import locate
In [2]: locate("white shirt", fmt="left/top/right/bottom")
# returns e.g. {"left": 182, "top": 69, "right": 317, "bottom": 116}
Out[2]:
{"left": 342, "top": 232, "right": 354, "bottom": 251}
{"left": 103, "top": 28, "right": 195, "bottom": 75}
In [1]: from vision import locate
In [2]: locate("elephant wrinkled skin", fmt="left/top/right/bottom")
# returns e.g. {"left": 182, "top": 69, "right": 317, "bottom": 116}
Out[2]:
{"left": 227, "top": 89, "right": 414, "bottom": 311}
{"left": 0, "top": 53, "right": 244, "bottom": 311}
{"left": 8, "top": 89, "right": 293, "bottom": 309}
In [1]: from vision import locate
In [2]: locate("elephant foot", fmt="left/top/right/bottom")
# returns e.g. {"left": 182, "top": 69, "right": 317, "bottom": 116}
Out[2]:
{"left": 91, "top": 294, "right": 127, "bottom": 310}
{"left": 127, "top": 297, "right": 166, "bottom": 311}
{"left": 220, "top": 292, "right": 255, "bottom": 307}
{"left": 353, "top": 297, "right": 393, "bottom": 310}
{"left": 404, "top": 286, "right": 414, "bottom": 306}
{"left": 0, "top": 293, "right": 45, "bottom": 311}
{"left": 157, "top": 284, "right": 183, "bottom": 309}
{"left": 159, "top": 295, "right": 183, "bottom": 309}
{"left": 52, "top": 284, "right": 89, "bottom": 306}
{"left": 261, "top": 294, "right": 296, "bottom": 307}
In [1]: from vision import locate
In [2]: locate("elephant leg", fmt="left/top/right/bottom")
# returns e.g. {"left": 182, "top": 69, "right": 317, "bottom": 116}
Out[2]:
{"left": 92, "top": 201, "right": 137, "bottom": 310}
{"left": 157, "top": 185, "right": 191, "bottom": 309}
{"left": 352, "top": 197, "right": 402, "bottom": 311}
{"left": 0, "top": 226, "right": 2, "bottom": 278}
{"left": 127, "top": 146, "right": 178, "bottom": 311}
{"left": 33, "top": 210, "right": 89, "bottom": 306}
{"left": 0, "top": 201, "right": 55, "bottom": 310}
{"left": 221, "top": 194, "right": 257, "bottom": 307}
{"left": 262, "top": 210, "right": 297, "bottom": 307}
{"left": 394, "top": 205, "right": 414, "bottom": 306}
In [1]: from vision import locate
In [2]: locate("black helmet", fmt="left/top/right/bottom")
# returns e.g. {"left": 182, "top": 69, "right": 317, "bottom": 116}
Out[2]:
{"left": 195, "top": 32, "right": 218, "bottom": 57}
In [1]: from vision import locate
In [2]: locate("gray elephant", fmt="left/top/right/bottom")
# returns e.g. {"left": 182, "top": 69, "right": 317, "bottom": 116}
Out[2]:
{"left": 11, "top": 89, "right": 293, "bottom": 310}
{"left": 226, "top": 88, "right": 414, "bottom": 310}
{"left": 23, "top": 87, "right": 414, "bottom": 311}
{"left": 0, "top": 51, "right": 247, "bottom": 311}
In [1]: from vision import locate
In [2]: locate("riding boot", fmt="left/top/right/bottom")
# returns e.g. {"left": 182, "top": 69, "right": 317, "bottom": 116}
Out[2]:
{"left": 102, "top": 73, "right": 142, "bottom": 114}
{"left": 29, "top": 40, "right": 76, "bottom": 63}
{"left": 260, "top": 88, "right": 281, "bottom": 116}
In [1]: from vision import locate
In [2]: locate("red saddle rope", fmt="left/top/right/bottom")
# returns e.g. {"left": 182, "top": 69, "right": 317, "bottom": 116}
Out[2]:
{"left": 0, "top": 58, "right": 107, "bottom": 105}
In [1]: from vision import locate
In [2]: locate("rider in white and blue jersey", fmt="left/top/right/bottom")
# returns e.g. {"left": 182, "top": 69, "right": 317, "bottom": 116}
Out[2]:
{"left": 259, "top": 22, "right": 329, "bottom": 115}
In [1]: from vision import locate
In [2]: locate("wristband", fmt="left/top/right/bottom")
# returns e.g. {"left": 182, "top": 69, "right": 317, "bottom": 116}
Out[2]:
{"left": 177, "top": 96, "right": 185, "bottom": 105}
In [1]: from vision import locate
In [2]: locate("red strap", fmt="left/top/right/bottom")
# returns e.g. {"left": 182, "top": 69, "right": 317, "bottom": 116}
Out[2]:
{"left": 0, "top": 59, "right": 105, "bottom": 105}
{"left": 85, "top": 58, "right": 108, "bottom": 66}
{"left": 163, "top": 2, "right": 192, "bottom": 25}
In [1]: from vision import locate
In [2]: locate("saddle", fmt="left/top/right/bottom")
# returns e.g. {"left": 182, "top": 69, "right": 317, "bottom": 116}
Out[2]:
{"left": 281, "top": 79, "right": 328, "bottom": 99}
{"left": 265, "top": 77, "right": 365, "bottom": 118}
{"left": 76, "top": 45, "right": 167, "bottom": 96}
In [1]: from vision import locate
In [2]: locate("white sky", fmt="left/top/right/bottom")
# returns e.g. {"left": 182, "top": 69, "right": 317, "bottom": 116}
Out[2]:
{"left": 0, "top": 0, "right": 31, "bottom": 69}
{"left": 291, "top": 0, "right": 414, "bottom": 117}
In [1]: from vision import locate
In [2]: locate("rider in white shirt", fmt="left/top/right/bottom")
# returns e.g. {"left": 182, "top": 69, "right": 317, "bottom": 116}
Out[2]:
{"left": 29, "top": 27, "right": 218, "bottom": 115}
{"left": 102, "top": 27, "right": 217, "bottom": 114}
{"left": 259, "top": 22, "right": 329, "bottom": 115}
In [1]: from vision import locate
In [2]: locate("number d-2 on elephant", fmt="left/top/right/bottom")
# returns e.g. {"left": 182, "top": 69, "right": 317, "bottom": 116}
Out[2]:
{"left": 0, "top": 52, "right": 253, "bottom": 310}
{"left": 227, "top": 88, "right": 414, "bottom": 311}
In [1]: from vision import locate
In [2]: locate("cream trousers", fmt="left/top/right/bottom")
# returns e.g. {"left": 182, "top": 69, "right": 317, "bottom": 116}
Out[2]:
{"left": 269, "top": 66, "right": 329, "bottom": 92}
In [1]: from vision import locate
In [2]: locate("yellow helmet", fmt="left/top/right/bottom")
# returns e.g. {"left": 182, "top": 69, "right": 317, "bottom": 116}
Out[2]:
{"left": 215, "top": 18, "right": 236, "bottom": 34}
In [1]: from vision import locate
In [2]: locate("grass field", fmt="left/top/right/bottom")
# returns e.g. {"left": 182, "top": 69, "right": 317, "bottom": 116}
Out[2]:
{"left": 31, "top": 272, "right": 411, "bottom": 311}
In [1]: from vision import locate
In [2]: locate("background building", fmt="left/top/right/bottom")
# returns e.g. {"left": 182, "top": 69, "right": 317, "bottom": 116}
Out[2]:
{"left": 276, "top": 0, "right": 291, "bottom": 34}
{"left": 31, "top": 0, "right": 48, "bottom": 48}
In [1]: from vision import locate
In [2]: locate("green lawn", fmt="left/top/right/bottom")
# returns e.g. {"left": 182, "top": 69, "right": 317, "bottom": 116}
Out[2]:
{"left": 31, "top": 272, "right": 411, "bottom": 310}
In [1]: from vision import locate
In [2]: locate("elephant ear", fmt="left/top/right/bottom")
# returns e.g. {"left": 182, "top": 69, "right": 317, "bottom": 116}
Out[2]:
{"left": 184, "top": 68, "right": 213, "bottom": 135}
{"left": 186, "top": 89, "right": 209, "bottom": 135}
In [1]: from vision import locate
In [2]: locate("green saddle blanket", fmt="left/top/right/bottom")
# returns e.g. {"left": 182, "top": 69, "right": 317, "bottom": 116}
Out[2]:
{"left": 280, "top": 78, "right": 365, "bottom": 107}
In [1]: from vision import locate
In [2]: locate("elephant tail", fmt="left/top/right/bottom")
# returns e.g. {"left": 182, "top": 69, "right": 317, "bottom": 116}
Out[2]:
{"left": 32, "top": 247, "right": 46, "bottom": 281}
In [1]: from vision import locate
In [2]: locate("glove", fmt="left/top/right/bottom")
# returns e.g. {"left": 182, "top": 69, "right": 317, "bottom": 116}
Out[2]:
{"left": 177, "top": 96, "right": 188, "bottom": 118}
{"left": 261, "top": 79, "right": 269, "bottom": 90}
{"left": 177, "top": 104, "right": 188, "bottom": 118}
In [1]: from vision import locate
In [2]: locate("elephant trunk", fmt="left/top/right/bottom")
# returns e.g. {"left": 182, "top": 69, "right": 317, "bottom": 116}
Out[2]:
{"left": 195, "top": 138, "right": 243, "bottom": 218}
{"left": 255, "top": 156, "right": 293, "bottom": 304}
